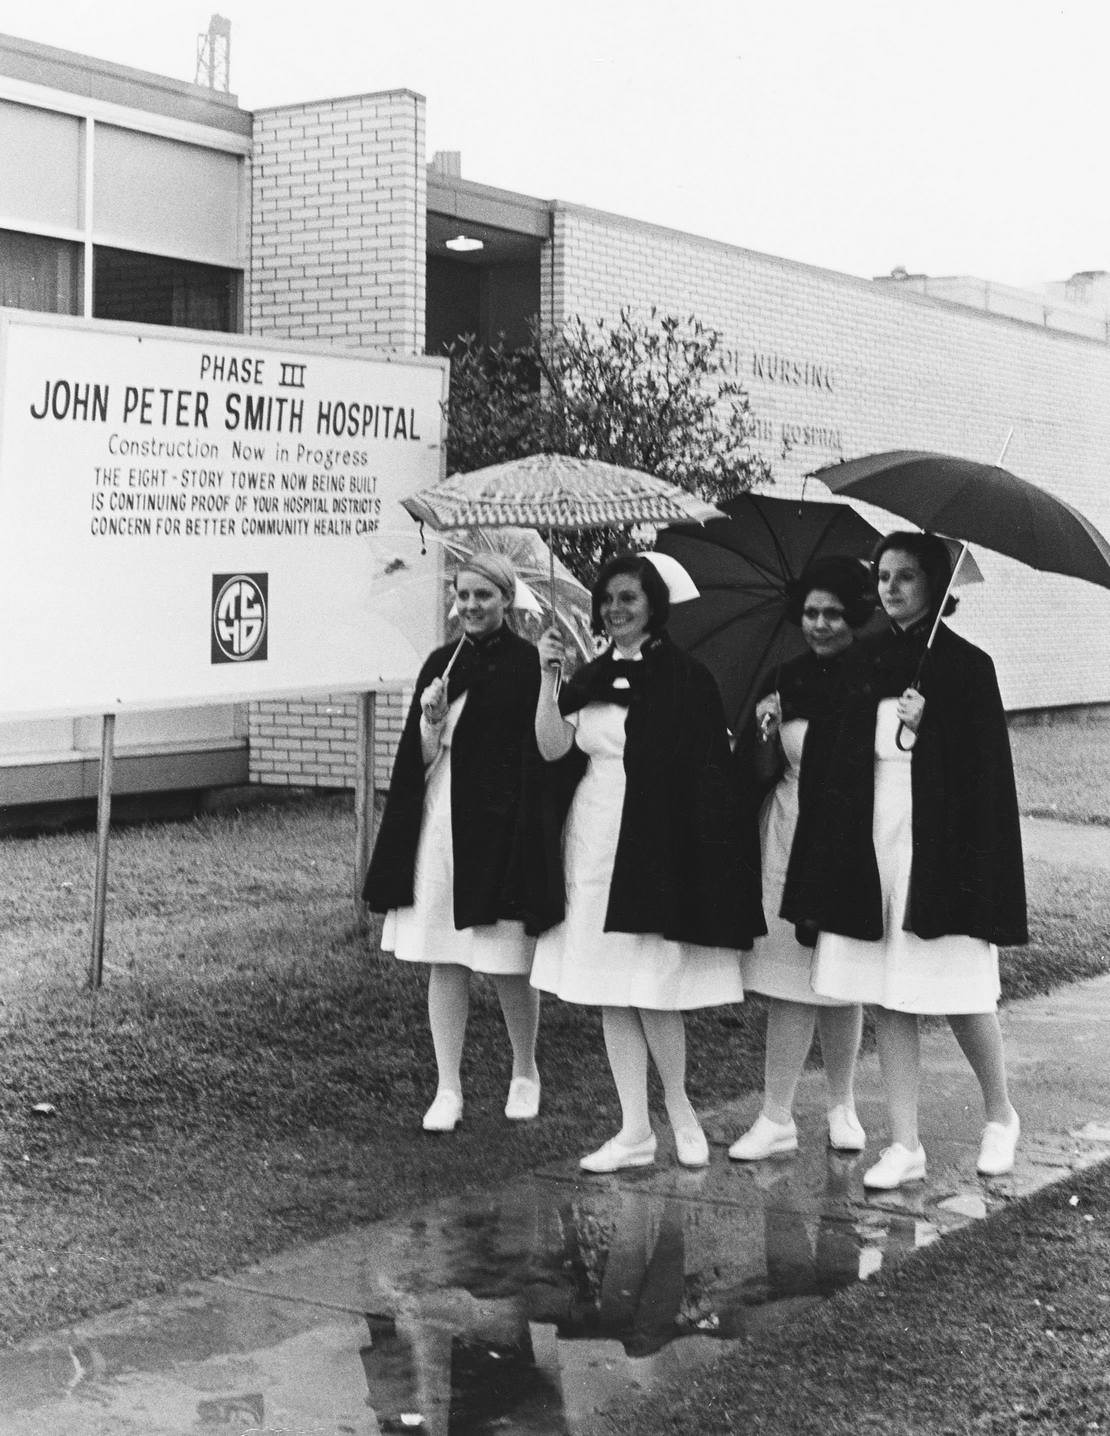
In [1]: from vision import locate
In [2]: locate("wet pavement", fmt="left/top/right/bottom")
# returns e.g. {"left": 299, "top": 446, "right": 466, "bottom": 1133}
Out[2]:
{"left": 3, "top": 820, "right": 1110, "bottom": 1434}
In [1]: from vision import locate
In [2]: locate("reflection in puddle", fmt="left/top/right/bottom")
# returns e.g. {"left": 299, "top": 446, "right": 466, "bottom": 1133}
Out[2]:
{"left": 855, "top": 1210, "right": 940, "bottom": 1281}
{"left": 447, "top": 1334, "right": 560, "bottom": 1433}
{"left": 349, "top": 1155, "right": 945, "bottom": 1434}
{"left": 358, "top": 1315, "right": 563, "bottom": 1435}
{"left": 547, "top": 1193, "right": 745, "bottom": 1353}
{"left": 938, "top": 1192, "right": 990, "bottom": 1220}
{"left": 195, "top": 1391, "right": 265, "bottom": 1427}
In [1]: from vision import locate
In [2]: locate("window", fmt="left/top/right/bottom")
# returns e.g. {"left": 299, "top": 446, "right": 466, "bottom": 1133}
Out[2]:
{"left": 0, "top": 101, "right": 82, "bottom": 231}
{"left": 0, "top": 229, "right": 81, "bottom": 315}
{"left": 93, "top": 247, "right": 239, "bottom": 331}
{"left": 93, "top": 125, "right": 244, "bottom": 264}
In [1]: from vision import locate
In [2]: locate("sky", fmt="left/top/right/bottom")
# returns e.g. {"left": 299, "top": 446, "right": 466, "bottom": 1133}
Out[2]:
{"left": 5, "top": 0, "right": 1109, "bottom": 288}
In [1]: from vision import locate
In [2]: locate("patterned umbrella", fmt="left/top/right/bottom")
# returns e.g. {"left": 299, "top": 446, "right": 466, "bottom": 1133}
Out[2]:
{"left": 404, "top": 455, "right": 724, "bottom": 686}
{"left": 402, "top": 453, "right": 724, "bottom": 533}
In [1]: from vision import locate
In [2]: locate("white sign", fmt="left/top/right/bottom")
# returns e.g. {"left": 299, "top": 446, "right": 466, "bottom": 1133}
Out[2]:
{"left": 0, "top": 312, "right": 449, "bottom": 720}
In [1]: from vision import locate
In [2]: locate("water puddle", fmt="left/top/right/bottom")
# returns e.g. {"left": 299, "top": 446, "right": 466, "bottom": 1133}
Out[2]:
{"left": 0, "top": 1138, "right": 1039, "bottom": 1435}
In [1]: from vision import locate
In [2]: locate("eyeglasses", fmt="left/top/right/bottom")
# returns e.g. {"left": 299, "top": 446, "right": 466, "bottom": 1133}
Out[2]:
{"left": 802, "top": 606, "right": 847, "bottom": 622}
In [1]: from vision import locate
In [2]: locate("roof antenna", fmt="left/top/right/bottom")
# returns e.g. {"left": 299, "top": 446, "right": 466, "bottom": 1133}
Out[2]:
{"left": 195, "top": 14, "right": 231, "bottom": 92}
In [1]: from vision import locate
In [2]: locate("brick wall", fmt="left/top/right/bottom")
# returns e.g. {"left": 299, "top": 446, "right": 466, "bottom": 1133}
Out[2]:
{"left": 551, "top": 203, "right": 1110, "bottom": 714}
{"left": 249, "top": 88, "right": 425, "bottom": 351}
{"left": 247, "top": 687, "right": 409, "bottom": 789}
{"left": 246, "top": 90, "right": 425, "bottom": 788}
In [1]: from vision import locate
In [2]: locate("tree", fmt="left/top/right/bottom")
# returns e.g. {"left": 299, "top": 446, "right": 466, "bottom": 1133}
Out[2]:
{"left": 443, "top": 310, "right": 773, "bottom": 580}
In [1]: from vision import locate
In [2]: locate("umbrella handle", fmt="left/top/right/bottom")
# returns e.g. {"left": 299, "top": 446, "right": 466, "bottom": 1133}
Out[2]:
{"left": 547, "top": 643, "right": 563, "bottom": 700}
{"left": 442, "top": 634, "right": 468, "bottom": 680}
{"left": 545, "top": 525, "right": 563, "bottom": 697}
{"left": 894, "top": 627, "right": 935, "bottom": 751}
{"left": 895, "top": 661, "right": 927, "bottom": 752}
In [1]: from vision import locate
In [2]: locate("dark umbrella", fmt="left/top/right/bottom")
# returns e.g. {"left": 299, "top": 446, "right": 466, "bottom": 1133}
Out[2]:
{"left": 810, "top": 450, "right": 1110, "bottom": 591}
{"left": 655, "top": 492, "right": 883, "bottom": 732}
{"left": 810, "top": 447, "right": 1109, "bottom": 746}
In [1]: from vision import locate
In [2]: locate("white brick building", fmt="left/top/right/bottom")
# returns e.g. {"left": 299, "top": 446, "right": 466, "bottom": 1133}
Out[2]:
{"left": 1, "top": 31, "right": 1107, "bottom": 814}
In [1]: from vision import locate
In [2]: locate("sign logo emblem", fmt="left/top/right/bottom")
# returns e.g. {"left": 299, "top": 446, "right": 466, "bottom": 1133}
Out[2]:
{"left": 211, "top": 573, "right": 268, "bottom": 663}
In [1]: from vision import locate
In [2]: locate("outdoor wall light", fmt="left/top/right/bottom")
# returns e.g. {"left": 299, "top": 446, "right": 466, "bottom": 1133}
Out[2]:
{"left": 445, "top": 234, "right": 484, "bottom": 252}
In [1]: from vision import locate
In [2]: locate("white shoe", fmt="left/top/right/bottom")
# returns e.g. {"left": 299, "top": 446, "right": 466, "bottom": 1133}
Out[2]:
{"left": 422, "top": 1090, "right": 463, "bottom": 1133}
{"left": 674, "top": 1125, "right": 710, "bottom": 1168}
{"left": 828, "top": 1104, "right": 866, "bottom": 1152}
{"left": 580, "top": 1133, "right": 657, "bottom": 1174}
{"left": 863, "top": 1142, "right": 926, "bottom": 1190}
{"left": 728, "top": 1114, "right": 798, "bottom": 1161}
{"left": 504, "top": 1077, "right": 541, "bottom": 1121}
{"left": 977, "top": 1109, "right": 1020, "bottom": 1176}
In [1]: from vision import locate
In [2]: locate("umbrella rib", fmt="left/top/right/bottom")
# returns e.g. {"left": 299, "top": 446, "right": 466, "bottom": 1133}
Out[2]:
{"left": 664, "top": 512, "right": 789, "bottom": 586}
{"left": 749, "top": 494, "right": 798, "bottom": 586}
{"left": 682, "top": 582, "right": 784, "bottom": 598}
{"left": 748, "top": 619, "right": 802, "bottom": 707}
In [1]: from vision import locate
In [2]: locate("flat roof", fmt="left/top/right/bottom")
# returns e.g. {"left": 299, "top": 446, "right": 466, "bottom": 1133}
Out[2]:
{"left": 0, "top": 31, "right": 251, "bottom": 136}
{"left": 427, "top": 172, "right": 551, "bottom": 237}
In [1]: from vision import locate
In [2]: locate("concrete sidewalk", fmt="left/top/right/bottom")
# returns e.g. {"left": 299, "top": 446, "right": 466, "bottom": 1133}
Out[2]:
{"left": 1022, "top": 813, "right": 1110, "bottom": 871}
{"left": 1, "top": 818, "right": 1109, "bottom": 1435}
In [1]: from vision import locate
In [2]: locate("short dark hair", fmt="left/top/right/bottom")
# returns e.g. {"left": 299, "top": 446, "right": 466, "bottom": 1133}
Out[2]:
{"left": 592, "top": 553, "right": 671, "bottom": 636}
{"left": 872, "top": 531, "right": 959, "bottom": 618}
{"left": 785, "top": 555, "right": 877, "bottom": 629}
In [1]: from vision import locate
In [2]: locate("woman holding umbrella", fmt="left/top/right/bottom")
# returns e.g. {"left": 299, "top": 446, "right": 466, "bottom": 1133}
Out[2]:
{"left": 531, "top": 553, "right": 763, "bottom": 1173}
{"left": 362, "top": 553, "right": 543, "bottom": 1133}
{"left": 783, "top": 532, "right": 1027, "bottom": 1189}
{"left": 729, "top": 557, "right": 874, "bottom": 1162}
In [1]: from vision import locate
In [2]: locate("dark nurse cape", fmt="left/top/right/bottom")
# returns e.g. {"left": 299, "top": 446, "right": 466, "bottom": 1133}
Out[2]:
{"left": 782, "top": 622, "right": 1028, "bottom": 948}
{"left": 530, "top": 634, "right": 765, "bottom": 951}
{"left": 362, "top": 626, "right": 543, "bottom": 933}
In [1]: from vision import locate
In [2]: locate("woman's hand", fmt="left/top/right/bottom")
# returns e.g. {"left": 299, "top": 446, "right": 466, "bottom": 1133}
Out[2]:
{"left": 755, "top": 692, "right": 782, "bottom": 743}
{"left": 535, "top": 628, "right": 574, "bottom": 759}
{"left": 420, "top": 675, "right": 449, "bottom": 725}
{"left": 537, "top": 627, "right": 566, "bottom": 681}
{"left": 897, "top": 686, "right": 926, "bottom": 733}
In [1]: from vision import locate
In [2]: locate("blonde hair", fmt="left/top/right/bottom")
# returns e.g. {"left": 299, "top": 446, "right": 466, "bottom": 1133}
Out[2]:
{"left": 454, "top": 552, "right": 517, "bottom": 603}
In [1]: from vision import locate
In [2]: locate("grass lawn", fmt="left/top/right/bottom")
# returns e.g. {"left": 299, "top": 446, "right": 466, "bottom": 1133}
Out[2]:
{"left": 1009, "top": 719, "right": 1110, "bottom": 825}
{"left": 0, "top": 718, "right": 1106, "bottom": 1368}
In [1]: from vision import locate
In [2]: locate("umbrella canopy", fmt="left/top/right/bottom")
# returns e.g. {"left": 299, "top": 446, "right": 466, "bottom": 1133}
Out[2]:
{"left": 402, "top": 453, "right": 724, "bottom": 531}
{"left": 368, "top": 525, "right": 595, "bottom": 661}
{"left": 810, "top": 450, "right": 1110, "bottom": 591}
{"left": 439, "top": 525, "right": 595, "bottom": 659}
{"left": 655, "top": 492, "right": 884, "bottom": 732}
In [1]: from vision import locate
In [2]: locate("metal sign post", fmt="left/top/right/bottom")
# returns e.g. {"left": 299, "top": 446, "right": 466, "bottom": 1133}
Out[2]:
{"left": 354, "top": 691, "right": 378, "bottom": 923}
{"left": 88, "top": 712, "right": 116, "bottom": 989}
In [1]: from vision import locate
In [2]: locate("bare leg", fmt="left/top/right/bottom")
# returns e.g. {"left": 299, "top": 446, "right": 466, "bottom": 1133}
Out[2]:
{"left": 761, "top": 999, "right": 818, "bottom": 1122}
{"left": 816, "top": 1004, "right": 864, "bottom": 1110}
{"left": 947, "top": 1012, "right": 1013, "bottom": 1125}
{"left": 601, "top": 1006, "right": 653, "bottom": 1144}
{"left": 639, "top": 1008, "right": 699, "bottom": 1134}
{"left": 491, "top": 974, "right": 541, "bottom": 1083}
{"left": 427, "top": 964, "right": 470, "bottom": 1096}
{"left": 874, "top": 1007, "right": 921, "bottom": 1149}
